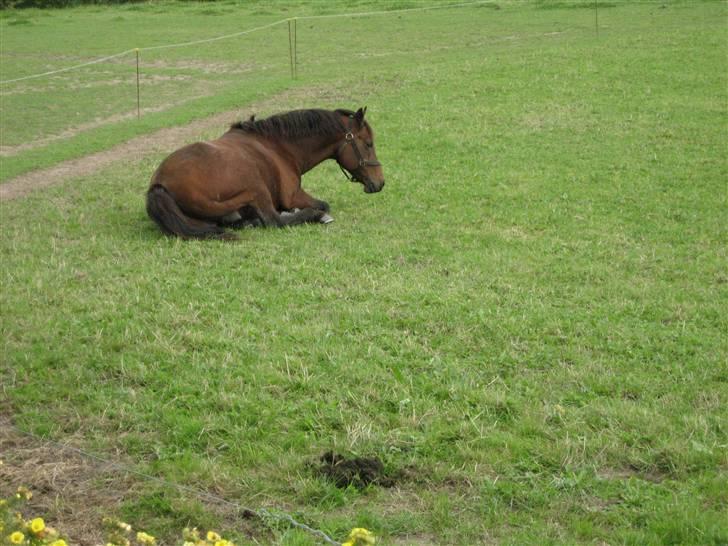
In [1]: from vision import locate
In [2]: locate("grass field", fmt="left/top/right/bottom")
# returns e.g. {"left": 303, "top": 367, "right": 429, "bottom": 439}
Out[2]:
{"left": 1, "top": 1, "right": 727, "bottom": 545}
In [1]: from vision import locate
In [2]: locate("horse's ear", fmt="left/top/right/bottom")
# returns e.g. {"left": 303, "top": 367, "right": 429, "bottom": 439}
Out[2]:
{"left": 354, "top": 106, "right": 367, "bottom": 125}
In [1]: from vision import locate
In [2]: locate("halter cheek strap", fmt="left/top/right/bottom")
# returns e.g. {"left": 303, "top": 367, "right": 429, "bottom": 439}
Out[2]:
{"left": 337, "top": 115, "right": 381, "bottom": 182}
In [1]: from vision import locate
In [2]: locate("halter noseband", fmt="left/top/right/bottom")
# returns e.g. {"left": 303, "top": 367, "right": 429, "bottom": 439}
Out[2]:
{"left": 337, "top": 115, "right": 381, "bottom": 182}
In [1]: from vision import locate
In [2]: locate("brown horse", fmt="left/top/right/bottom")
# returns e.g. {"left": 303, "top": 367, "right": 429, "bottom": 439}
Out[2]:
{"left": 146, "top": 107, "right": 384, "bottom": 240}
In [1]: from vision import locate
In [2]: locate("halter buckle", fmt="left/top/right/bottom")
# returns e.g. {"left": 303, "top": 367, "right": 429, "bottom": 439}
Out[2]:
{"left": 345, "top": 132, "right": 354, "bottom": 141}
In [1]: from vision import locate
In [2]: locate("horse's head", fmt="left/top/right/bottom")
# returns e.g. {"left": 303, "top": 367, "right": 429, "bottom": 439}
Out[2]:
{"left": 336, "top": 107, "right": 385, "bottom": 193}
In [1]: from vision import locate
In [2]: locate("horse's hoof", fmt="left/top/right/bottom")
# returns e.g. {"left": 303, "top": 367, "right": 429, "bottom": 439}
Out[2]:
{"left": 320, "top": 213, "right": 334, "bottom": 224}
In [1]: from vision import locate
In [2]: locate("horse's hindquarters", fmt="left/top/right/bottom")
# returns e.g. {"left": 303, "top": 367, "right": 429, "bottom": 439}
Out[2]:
{"left": 146, "top": 185, "right": 236, "bottom": 240}
{"left": 151, "top": 141, "right": 259, "bottom": 221}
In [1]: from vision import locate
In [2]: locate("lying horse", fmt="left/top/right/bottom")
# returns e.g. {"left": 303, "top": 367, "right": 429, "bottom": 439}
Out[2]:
{"left": 146, "top": 107, "right": 384, "bottom": 240}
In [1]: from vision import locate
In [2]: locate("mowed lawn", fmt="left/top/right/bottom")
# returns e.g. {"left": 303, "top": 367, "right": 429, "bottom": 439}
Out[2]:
{"left": 1, "top": 1, "right": 726, "bottom": 545}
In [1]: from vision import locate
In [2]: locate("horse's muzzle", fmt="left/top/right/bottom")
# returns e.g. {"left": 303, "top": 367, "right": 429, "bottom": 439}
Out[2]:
{"left": 364, "top": 179, "right": 385, "bottom": 193}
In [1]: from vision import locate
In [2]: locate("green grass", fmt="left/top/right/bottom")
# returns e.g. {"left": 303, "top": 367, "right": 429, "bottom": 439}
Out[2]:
{"left": 2, "top": 1, "right": 727, "bottom": 545}
{"left": 3, "top": 0, "right": 602, "bottom": 180}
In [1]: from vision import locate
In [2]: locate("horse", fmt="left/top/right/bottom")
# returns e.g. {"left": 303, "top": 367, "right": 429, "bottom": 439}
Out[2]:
{"left": 146, "top": 107, "right": 384, "bottom": 240}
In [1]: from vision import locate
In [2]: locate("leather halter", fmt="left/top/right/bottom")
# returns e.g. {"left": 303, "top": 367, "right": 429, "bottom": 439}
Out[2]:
{"left": 336, "top": 115, "right": 381, "bottom": 182}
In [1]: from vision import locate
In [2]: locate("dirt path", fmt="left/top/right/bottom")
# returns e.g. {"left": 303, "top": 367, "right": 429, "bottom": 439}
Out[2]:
{"left": 0, "top": 110, "right": 239, "bottom": 202}
{"left": 0, "top": 95, "right": 208, "bottom": 158}
{"left": 0, "top": 85, "right": 338, "bottom": 202}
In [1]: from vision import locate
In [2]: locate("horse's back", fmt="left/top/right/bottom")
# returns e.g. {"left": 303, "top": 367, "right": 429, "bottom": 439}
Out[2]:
{"left": 152, "top": 141, "right": 224, "bottom": 184}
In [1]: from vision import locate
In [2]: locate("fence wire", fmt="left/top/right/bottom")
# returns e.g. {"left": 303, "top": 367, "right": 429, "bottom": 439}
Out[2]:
{"left": 0, "top": 1, "right": 494, "bottom": 84}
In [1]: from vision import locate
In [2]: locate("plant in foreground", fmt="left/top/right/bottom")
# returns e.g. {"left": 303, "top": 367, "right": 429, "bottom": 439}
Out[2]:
{"left": 342, "top": 527, "right": 375, "bottom": 546}
{"left": 2, "top": 480, "right": 375, "bottom": 546}
{"left": 1, "top": 485, "right": 66, "bottom": 546}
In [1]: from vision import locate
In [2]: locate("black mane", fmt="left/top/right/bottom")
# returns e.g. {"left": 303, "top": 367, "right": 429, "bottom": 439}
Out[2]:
{"left": 230, "top": 108, "right": 355, "bottom": 140}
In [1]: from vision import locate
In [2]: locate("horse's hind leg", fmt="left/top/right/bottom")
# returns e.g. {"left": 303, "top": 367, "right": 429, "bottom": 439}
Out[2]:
{"left": 221, "top": 205, "right": 262, "bottom": 228}
{"left": 147, "top": 184, "right": 236, "bottom": 240}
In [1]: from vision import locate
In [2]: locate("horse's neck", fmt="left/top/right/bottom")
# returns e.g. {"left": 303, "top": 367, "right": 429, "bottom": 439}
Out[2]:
{"left": 283, "top": 134, "right": 340, "bottom": 175}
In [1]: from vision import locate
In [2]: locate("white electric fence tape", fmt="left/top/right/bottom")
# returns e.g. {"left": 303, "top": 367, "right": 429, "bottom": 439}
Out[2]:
{"left": 0, "top": 1, "right": 493, "bottom": 84}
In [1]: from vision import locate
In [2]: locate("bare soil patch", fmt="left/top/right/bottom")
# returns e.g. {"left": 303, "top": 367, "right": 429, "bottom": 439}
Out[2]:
{"left": 596, "top": 466, "right": 667, "bottom": 484}
{"left": 1, "top": 418, "right": 136, "bottom": 546}
{"left": 315, "top": 451, "right": 395, "bottom": 489}
{"left": 139, "top": 59, "right": 267, "bottom": 75}
{"left": 0, "top": 417, "right": 268, "bottom": 545}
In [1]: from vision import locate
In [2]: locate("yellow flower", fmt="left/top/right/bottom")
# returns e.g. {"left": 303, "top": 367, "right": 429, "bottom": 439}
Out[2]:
{"left": 49, "top": 540, "right": 67, "bottom": 546}
{"left": 136, "top": 531, "right": 155, "bottom": 545}
{"left": 343, "top": 543, "right": 354, "bottom": 546}
{"left": 30, "top": 518, "right": 45, "bottom": 534}
{"left": 118, "top": 521, "right": 132, "bottom": 533}
{"left": 206, "top": 531, "right": 221, "bottom": 542}
{"left": 347, "top": 527, "right": 375, "bottom": 545}
{"left": 15, "top": 487, "right": 32, "bottom": 501}
{"left": 9, "top": 531, "right": 25, "bottom": 544}
{"left": 183, "top": 527, "right": 200, "bottom": 541}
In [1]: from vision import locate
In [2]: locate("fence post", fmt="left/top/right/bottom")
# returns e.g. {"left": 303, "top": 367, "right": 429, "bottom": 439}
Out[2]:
{"left": 135, "top": 48, "right": 141, "bottom": 119}
{"left": 293, "top": 17, "right": 298, "bottom": 78}
{"left": 288, "top": 19, "right": 295, "bottom": 79}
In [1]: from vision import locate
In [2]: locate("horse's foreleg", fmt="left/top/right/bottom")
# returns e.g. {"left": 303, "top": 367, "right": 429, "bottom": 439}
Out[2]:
{"left": 253, "top": 195, "right": 324, "bottom": 227}
{"left": 286, "top": 188, "right": 330, "bottom": 213}
{"left": 259, "top": 208, "right": 324, "bottom": 227}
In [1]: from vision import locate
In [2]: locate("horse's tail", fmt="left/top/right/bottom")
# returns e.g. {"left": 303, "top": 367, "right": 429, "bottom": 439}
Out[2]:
{"left": 146, "top": 184, "right": 236, "bottom": 241}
